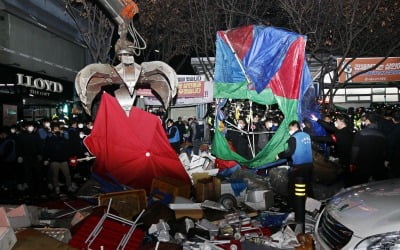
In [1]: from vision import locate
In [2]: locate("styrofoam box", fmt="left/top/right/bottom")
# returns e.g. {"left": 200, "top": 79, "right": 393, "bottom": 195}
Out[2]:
{"left": 0, "top": 208, "right": 17, "bottom": 250}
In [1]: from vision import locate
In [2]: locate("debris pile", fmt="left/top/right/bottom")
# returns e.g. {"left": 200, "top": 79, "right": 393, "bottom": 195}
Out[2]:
{"left": 0, "top": 166, "right": 323, "bottom": 249}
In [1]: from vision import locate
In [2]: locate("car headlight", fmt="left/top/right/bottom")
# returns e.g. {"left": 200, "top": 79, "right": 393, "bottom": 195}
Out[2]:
{"left": 355, "top": 231, "right": 400, "bottom": 249}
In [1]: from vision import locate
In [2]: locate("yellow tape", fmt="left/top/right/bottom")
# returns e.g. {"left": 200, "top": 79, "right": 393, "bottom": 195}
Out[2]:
{"left": 295, "top": 192, "right": 306, "bottom": 196}
{"left": 295, "top": 184, "right": 306, "bottom": 188}
{"left": 295, "top": 188, "right": 306, "bottom": 192}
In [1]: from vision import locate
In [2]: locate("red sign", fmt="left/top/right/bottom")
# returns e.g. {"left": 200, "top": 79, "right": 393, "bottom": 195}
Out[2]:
{"left": 337, "top": 57, "right": 400, "bottom": 83}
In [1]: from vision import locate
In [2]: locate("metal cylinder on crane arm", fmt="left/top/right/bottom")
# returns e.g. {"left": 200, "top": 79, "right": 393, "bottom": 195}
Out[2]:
{"left": 96, "top": 0, "right": 139, "bottom": 25}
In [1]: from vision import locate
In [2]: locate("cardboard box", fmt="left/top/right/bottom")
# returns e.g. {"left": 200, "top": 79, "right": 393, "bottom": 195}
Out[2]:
{"left": 151, "top": 176, "right": 191, "bottom": 199}
{"left": 169, "top": 203, "right": 204, "bottom": 220}
{"left": 0, "top": 207, "right": 17, "bottom": 250}
{"left": 98, "top": 189, "right": 147, "bottom": 220}
{"left": 195, "top": 176, "right": 221, "bottom": 202}
{"left": 174, "top": 209, "right": 204, "bottom": 220}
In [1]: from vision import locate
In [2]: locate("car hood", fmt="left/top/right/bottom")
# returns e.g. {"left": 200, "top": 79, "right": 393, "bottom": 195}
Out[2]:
{"left": 326, "top": 179, "right": 400, "bottom": 238}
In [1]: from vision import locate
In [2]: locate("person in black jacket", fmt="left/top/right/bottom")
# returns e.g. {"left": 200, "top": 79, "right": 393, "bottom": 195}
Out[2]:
{"left": 226, "top": 118, "right": 252, "bottom": 160}
{"left": 174, "top": 117, "right": 186, "bottom": 144}
{"left": 0, "top": 128, "right": 16, "bottom": 190}
{"left": 43, "top": 123, "right": 74, "bottom": 195}
{"left": 16, "top": 122, "right": 44, "bottom": 196}
{"left": 311, "top": 113, "right": 354, "bottom": 187}
{"left": 350, "top": 112, "right": 387, "bottom": 185}
{"left": 385, "top": 111, "right": 400, "bottom": 177}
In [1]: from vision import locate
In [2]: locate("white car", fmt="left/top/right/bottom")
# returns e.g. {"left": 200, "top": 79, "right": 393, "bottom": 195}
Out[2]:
{"left": 314, "top": 178, "right": 400, "bottom": 249}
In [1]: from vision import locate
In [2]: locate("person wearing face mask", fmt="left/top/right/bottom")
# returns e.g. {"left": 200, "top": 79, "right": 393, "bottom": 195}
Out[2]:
{"left": 8, "top": 125, "right": 19, "bottom": 140}
{"left": 166, "top": 119, "right": 181, "bottom": 154}
{"left": 77, "top": 122, "right": 85, "bottom": 130}
{"left": 257, "top": 117, "right": 274, "bottom": 153}
{"left": 69, "top": 128, "right": 91, "bottom": 183}
{"left": 277, "top": 120, "right": 314, "bottom": 201}
{"left": 83, "top": 121, "right": 94, "bottom": 135}
{"left": 271, "top": 117, "right": 280, "bottom": 131}
{"left": 42, "top": 123, "right": 74, "bottom": 195}
{"left": 68, "top": 120, "right": 79, "bottom": 138}
{"left": 250, "top": 114, "right": 262, "bottom": 154}
{"left": 310, "top": 113, "right": 354, "bottom": 187}
{"left": 226, "top": 118, "right": 252, "bottom": 160}
{"left": 350, "top": 112, "right": 387, "bottom": 186}
{"left": 38, "top": 119, "right": 52, "bottom": 141}
{"left": 15, "top": 121, "right": 44, "bottom": 196}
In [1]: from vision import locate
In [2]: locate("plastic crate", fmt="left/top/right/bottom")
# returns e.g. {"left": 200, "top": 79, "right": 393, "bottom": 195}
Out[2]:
{"left": 98, "top": 189, "right": 147, "bottom": 220}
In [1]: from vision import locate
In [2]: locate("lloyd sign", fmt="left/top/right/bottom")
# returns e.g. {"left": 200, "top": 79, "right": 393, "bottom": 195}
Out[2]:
{"left": 16, "top": 73, "right": 63, "bottom": 95}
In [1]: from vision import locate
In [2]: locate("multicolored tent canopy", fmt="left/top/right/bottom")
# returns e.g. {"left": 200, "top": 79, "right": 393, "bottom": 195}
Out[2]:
{"left": 212, "top": 25, "right": 320, "bottom": 168}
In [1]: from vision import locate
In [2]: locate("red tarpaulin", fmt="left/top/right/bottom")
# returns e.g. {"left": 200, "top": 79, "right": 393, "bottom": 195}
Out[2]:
{"left": 84, "top": 93, "right": 190, "bottom": 191}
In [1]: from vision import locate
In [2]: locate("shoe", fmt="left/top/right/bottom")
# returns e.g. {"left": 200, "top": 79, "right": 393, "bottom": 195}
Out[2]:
{"left": 48, "top": 183, "right": 53, "bottom": 190}
{"left": 55, "top": 187, "right": 60, "bottom": 194}
{"left": 23, "top": 183, "right": 29, "bottom": 190}
{"left": 17, "top": 184, "right": 23, "bottom": 191}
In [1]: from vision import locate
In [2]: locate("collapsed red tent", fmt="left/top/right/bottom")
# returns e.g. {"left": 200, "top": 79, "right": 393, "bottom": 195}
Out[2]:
{"left": 84, "top": 92, "right": 190, "bottom": 191}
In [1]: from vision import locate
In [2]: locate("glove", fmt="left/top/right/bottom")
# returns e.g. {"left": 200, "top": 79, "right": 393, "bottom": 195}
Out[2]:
{"left": 275, "top": 155, "right": 280, "bottom": 160}
{"left": 17, "top": 157, "right": 23, "bottom": 164}
{"left": 310, "top": 114, "right": 318, "bottom": 122}
{"left": 349, "top": 164, "right": 357, "bottom": 173}
{"left": 43, "top": 160, "right": 49, "bottom": 166}
{"left": 69, "top": 156, "right": 78, "bottom": 167}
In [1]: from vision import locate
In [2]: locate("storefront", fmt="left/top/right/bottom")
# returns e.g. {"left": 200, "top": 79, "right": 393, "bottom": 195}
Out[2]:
{"left": 0, "top": 64, "right": 74, "bottom": 126}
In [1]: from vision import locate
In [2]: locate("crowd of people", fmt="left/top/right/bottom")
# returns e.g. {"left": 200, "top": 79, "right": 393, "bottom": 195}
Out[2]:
{"left": 309, "top": 105, "right": 400, "bottom": 187}
{"left": 205, "top": 103, "right": 400, "bottom": 200}
{"left": 1, "top": 103, "right": 400, "bottom": 203}
{"left": 165, "top": 116, "right": 208, "bottom": 154}
{"left": 0, "top": 118, "right": 93, "bottom": 199}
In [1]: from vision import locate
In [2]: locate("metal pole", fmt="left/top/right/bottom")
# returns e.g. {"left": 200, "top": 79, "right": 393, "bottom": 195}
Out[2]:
{"left": 222, "top": 32, "right": 252, "bottom": 85}
{"left": 294, "top": 177, "right": 306, "bottom": 234}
